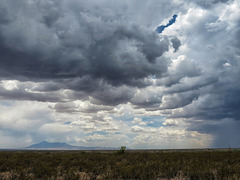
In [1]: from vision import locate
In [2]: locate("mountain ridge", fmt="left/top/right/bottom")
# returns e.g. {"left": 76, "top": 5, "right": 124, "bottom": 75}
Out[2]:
{"left": 27, "top": 141, "right": 118, "bottom": 150}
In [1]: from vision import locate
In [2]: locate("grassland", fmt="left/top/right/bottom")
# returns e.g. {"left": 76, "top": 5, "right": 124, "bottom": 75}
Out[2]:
{"left": 0, "top": 149, "right": 240, "bottom": 179}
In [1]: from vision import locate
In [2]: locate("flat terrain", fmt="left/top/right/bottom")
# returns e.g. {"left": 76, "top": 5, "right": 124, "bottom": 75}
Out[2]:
{"left": 0, "top": 149, "right": 240, "bottom": 179}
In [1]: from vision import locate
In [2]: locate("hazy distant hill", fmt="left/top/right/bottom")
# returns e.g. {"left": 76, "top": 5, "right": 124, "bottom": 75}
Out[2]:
{"left": 27, "top": 141, "right": 77, "bottom": 149}
{"left": 27, "top": 141, "right": 118, "bottom": 150}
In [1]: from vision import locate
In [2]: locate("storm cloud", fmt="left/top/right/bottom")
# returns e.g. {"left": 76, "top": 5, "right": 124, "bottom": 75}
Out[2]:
{"left": 0, "top": 0, "right": 239, "bottom": 149}
{"left": 0, "top": 0, "right": 172, "bottom": 83}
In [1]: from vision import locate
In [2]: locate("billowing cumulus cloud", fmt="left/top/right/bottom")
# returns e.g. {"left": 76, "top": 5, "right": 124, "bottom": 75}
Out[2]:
{"left": 0, "top": 0, "right": 239, "bottom": 149}
{"left": 0, "top": 0, "right": 172, "bottom": 83}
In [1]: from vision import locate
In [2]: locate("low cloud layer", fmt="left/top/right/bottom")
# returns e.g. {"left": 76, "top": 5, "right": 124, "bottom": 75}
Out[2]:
{"left": 0, "top": 0, "right": 239, "bottom": 148}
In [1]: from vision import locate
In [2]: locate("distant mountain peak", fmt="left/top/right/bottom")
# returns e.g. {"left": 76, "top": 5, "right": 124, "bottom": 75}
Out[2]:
{"left": 27, "top": 141, "right": 74, "bottom": 149}
{"left": 26, "top": 141, "right": 118, "bottom": 150}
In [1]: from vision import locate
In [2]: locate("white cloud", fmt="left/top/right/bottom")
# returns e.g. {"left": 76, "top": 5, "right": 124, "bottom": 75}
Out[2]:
{"left": 86, "top": 133, "right": 111, "bottom": 142}
{"left": 132, "top": 126, "right": 213, "bottom": 149}
{"left": 132, "top": 125, "right": 144, "bottom": 132}
{"left": 223, "top": 62, "right": 231, "bottom": 67}
{"left": 132, "top": 117, "right": 142, "bottom": 124}
{"left": 2, "top": 80, "right": 19, "bottom": 91}
{"left": 163, "top": 119, "right": 179, "bottom": 126}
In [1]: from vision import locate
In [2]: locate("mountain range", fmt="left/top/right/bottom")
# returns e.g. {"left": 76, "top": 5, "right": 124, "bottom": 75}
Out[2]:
{"left": 27, "top": 141, "right": 118, "bottom": 150}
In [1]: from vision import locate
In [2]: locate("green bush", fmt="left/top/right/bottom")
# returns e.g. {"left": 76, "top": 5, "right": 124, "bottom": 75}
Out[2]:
{"left": 116, "top": 146, "right": 126, "bottom": 154}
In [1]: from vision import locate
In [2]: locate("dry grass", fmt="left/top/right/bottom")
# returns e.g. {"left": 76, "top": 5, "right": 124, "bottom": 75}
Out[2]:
{"left": 0, "top": 149, "right": 240, "bottom": 179}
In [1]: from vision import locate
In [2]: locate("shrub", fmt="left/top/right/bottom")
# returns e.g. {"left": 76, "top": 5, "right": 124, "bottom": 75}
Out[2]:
{"left": 117, "top": 146, "right": 126, "bottom": 154}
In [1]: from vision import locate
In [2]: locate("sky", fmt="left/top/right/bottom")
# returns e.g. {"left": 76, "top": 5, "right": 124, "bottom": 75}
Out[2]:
{"left": 0, "top": 0, "right": 239, "bottom": 149}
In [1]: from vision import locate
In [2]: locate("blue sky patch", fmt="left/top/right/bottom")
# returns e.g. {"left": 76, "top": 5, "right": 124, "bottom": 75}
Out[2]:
{"left": 141, "top": 116, "right": 165, "bottom": 127}
{"left": 64, "top": 121, "right": 71, "bottom": 125}
{"left": 1, "top": 101, "right": 13, "bottom": 107}
{"left": 94, "top": 131, "right": 109, "bottom": 135}
{"left": 156, "top": 14, "right": 178, "bottom": 33}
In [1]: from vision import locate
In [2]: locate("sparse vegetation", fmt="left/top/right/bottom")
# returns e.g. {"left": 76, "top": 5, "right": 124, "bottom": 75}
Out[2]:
{"left": 0, "top": 150, "right": 240, "bottom": 179}
{"left": 116, "top": 146, "right": 126, "bottom": 154}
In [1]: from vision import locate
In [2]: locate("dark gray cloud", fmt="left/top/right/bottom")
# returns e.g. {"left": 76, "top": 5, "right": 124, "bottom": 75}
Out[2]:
{"left": 0, "top": 0, "right": 176, "bottom": 95}
{"left": 160, "top": 91, "right": 199, "bottom": 110}
{"left": 168, "top": 70, "right": 240, "bottom": 121}
{"left": 1, "top": 0, "right": 237, "bottom": 117}
{"left": 171, "top": 37, "right": 181, "bottom": 52}
{"left": 233, "top": 21, "right": 240, "bottom": 52}
{"left": 194, "top": 0, "right": 232, "bottom": 8}
{"left": 0, "top": 85, "right": 63, "bottom": 102}
{"left": 0, "top": 0, "right": 178, "bottom": 109}
{"left": 188, "top": 119, "right": 240, "bottom": 148}
{"left": 162, "top": 57, "right": 202, "bottom": 87}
